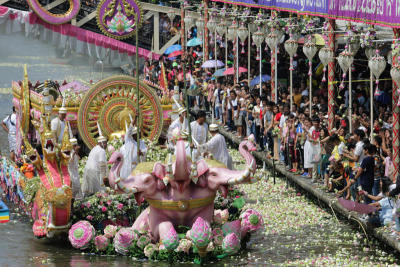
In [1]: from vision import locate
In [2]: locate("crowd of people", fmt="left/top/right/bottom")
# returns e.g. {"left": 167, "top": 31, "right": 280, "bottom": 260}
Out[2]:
{"left": 143, "top": 40, "right": 400, "bottom": 231}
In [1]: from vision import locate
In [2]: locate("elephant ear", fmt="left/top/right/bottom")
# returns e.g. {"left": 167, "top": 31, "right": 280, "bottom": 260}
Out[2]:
{"left": 196, "top": 159, "right": 209, "bottom": 177}
{"left": 152, "top": 162, "right": 166, "bottom": 179}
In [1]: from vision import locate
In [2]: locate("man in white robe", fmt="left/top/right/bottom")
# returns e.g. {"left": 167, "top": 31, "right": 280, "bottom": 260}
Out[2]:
{"left": 200, "top": 123, "right": 232, "bottom": 169}
{"left": 68, "top": 138, "right": 82, "bottom": 199}
{"left": 168, "top": 107, "right": 188, "bottom": 142}
{"left": 51, "top": 100, "right": 67, "bottom": 144}
{"left": 120, "top": 124, "right": 147, "bottom": 178}
{"left": 190, "top": 110, "right": 208, "bottom": 145}
{"left": 82, "top": 134, "right": 108, "bottom": 197}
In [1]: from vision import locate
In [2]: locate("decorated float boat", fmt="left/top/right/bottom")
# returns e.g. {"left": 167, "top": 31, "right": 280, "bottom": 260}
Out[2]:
{"left": 0, "top": 200, "right": 9, "bottom": 223}
{"left": 0, "top": 66, "right": 265, "bottom": 263}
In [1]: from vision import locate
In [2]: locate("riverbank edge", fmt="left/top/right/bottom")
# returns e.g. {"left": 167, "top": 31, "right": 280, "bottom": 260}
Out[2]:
{"left": 217, "top": 126, "right": 400, "bottom": 253}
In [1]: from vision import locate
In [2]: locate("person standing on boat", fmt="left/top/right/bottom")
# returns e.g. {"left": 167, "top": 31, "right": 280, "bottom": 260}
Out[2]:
{"left": 190, "top": 110, "right": 208, "bottom": 145}
{"left": 82, "top": 123, "right": 108, "bottom": 197}
{"left": 119, "top": 121, "right": 147, "bottom": 178}
{"left": 51, "top": 99, "right": 67, "bottom": 144}
{"left": 1, "top": 107, "right": 17, "bottom": 162}
{"left": 67, "top": 122, "right": 82, "bottom": 199}
{"left": 168, "top": 107, "right": 188, "bottom": 141}
{"left": 199, "top": 123, "right": 232, "bottom": 169}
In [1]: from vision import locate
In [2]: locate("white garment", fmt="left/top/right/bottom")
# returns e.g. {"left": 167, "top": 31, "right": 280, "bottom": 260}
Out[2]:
{"left": 191, "top": 121, "right": 208, "bottom": 145}
{"left": 3, "top": 113, "right": 16, "bottom": 134}
{"left": 354, "top": 141, "right": 365, "bottom": 165}
{"left": 82, "top": 145, "right": 107, "bottom": 196}
{"left": 68, "top": 151, "right": 82, "bottom": 199}
{"left": 50, "top": 117, "right": 65, "bottom": 144}
{"left": 3, "top": 113, "right": 16, "bottom": 152}
{"left": 119, "top": 125, "right": 148, "bottom": 178}
{"left": 202, "top": 133, "right": 232, "bottom": 169}
{"left": 167, "top": 117, "right": 188, "bottom": 141}
{"left": 304, "top": 126, "right": 315, "bottom": 169}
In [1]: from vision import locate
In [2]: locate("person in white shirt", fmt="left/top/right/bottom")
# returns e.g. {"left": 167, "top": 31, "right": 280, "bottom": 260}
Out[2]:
{"left": 82, "top": 124, "right": 108, "bottom": 197}
{"left": 2, "top": 107, "right": 17, "bottom": 161}
{"left": 51, "top": 99, "right": 67, "bottom": 144}
{"left": 168, "top": 107, "right": 188, "bottom": 142}
{"left": 199, "top": 123, "right": 232, "bottom": 169}
{"left": 190, "top": 110, "right": 208, "bottom": 145}
{"left": 120, "top": 123, "right": 147, "bottom": 178}
{"left": 213, "top": 83, "right": 223, "bottom": 123}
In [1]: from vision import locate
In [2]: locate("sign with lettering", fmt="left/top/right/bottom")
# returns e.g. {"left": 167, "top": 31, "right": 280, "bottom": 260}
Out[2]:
{"left": 212, "top": 0, "right": 400, "bottom": 28}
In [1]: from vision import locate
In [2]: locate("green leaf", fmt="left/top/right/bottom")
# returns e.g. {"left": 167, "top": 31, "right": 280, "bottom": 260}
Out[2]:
{"left": 232, "top": 196, "right": 245, "bottom": 210}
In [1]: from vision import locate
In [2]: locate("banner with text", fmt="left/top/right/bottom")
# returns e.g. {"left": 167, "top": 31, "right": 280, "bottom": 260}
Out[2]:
{"left": 212, "top": 0, "right": 400, "bottom": 28}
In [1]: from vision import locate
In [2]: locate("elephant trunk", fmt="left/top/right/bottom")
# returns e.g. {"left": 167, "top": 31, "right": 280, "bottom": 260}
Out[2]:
{"left": 173, "top": 140, "right": 190, "bottom": 181}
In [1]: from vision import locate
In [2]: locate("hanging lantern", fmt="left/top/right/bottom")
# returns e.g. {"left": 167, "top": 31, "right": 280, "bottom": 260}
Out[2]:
{"left": 365, "top": 47, "right": 374, "bottom": 60}
{"left": 184, "top": 14, "right": 194, "bottom": 30}
{"left": 337, "top": 49, "right": 354, "bottom": 90}
{"left": 167, "top": 10, "right": 176, "bottom": 23}
{"left": 368, "top": 50, "right": 387, "bottom": 96}
{"left": 318, "top": 47, "right": 334, "bottom": 82}
{"left": 303, "top": 40, "right": 318, "bottom": 77}
{"left": 216, "top": 20, "right": 226, "bottom": 37}
{"left": 227, "top": 21, "right": 237, "bottom": 41}
{"left": 284, "top": 37, "right": 298, "bottom": 71}
{"left": 237, "top": 22, "right": 248, "bottom": 54}
{"left": 252, "top": 27, "right": 264, "bottom": 61}
{"left": 265, "top": 32, "right": 279, "bottom": 51}
{"left": 207, "top": 16, "right": 217, "bottom": 33}
{"left": 195, "top": 17, "right": 204, "bottom": 32}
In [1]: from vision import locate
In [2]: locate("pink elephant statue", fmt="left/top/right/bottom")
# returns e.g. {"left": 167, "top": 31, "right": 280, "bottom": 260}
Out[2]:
{"left": 108, "top": 138, "right": 257, "bottom": 246}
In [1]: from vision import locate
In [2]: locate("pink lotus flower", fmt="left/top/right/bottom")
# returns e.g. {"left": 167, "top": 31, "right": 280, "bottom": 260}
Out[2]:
{"left": 240, "top": 209, "right": 264, "bottom": 235}
{"left": 94, "top": 235, "right": 109, "bottom": 251}
{"left": 68, "top": 220, "right": 95, "bottom": 250}
{"left": 86, "top": 215, "right": 93, "bottom": 221}
{"left": 104, "top": 225, "right": 118, "bottom": 238}
{"left": 85, "top": 202, "right": 91, "bottom": 208}
{"left": 107, "top": 200, "right": 112, "bottom": 206}
{"left": 222, "top": 233, "right": 240, "bottom": 255}
{"left": 117, "top": 203, "right": 124, "bottom": 210}
{"left": 101, "top": 206, "right": 107, "bottom": 212}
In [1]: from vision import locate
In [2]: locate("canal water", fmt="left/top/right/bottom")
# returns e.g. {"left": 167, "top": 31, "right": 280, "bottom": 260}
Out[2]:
{"left": 0, "top": 34, "right": 399, "bottom": 266}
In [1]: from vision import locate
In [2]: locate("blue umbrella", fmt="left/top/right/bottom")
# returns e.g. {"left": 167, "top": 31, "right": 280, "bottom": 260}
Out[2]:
{"left": 187, "top": 37, "right": 202, "bottom": 47}
{"left": 213, "top": 68, "right": 226, "bottom": 77}
{"left": 165, "top": 44, "right": 182, "bottom": 55}
{"left": 250, "top": 74, "right": 271, "bottom": 87}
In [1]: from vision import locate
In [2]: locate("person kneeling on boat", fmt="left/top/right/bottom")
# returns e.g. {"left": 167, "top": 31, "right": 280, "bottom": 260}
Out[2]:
{"left": 119, "top": 121, "right": 147, "bottom": 179}
{"left": 1, "top": 107, "right": 16, "bottom": 162}
{"left": 82, "top": 124, "right": 108, "bottom": 197}
{"left": 198, "top": 123, "right": 232, "bottom": 170}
